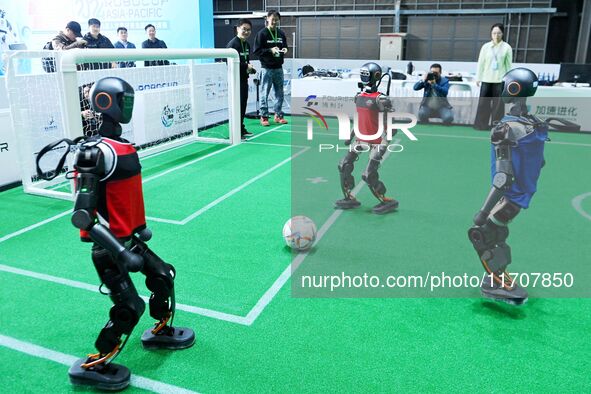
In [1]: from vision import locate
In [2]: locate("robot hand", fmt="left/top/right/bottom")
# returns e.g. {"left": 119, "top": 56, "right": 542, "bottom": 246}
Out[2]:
{"left": 119, "top": 248, "right": 144, "bottom": 272}
{"left": 377, "top": 96, "right": 393, "bottom": 112}
{"left": 137, "top": 227, "right": 152, "bottom": 242}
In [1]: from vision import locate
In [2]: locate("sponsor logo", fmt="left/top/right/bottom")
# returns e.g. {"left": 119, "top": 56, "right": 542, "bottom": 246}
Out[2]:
{"left": 137, "top": 81, "right": 179, "bottom": 91}
{"left": 302, "top": 95, "right": 328, "bottom": 130}
{"left": 0, "top": 142, "right": 8, "bottom": 152}
{"left": 161, "top": 105, "right": 174, "bottom": 127}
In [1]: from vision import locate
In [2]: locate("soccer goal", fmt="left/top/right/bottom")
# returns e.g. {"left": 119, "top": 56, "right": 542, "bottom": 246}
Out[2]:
{"left": 5, "top": 48, "right": 241, "bottom": 200}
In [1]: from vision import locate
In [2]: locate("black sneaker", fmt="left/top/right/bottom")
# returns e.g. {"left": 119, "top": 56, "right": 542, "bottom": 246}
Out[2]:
{"left": 242, "top": 131, "right": 254, "bottom": 137}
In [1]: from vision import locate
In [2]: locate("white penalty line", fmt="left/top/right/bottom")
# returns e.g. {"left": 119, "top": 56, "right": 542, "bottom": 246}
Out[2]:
{"left": 0, "top": 264, "right": 250, "bottom": 326}
{"left": 179, "top": 147, "right": 309, "bottom": 225}
{"left": 0, "top": 334, "right": 199, "bottom": 394}
{"left": 146, "top": 146, "right": 310, "bottom": 225}
{"left": 143, "top": 125, "right": 286, "bottom": 184}
{"left": 246, "top": 141, "right": 310, "bottom": 149}
{"left": 244, "top": 145, "right": 396, "bottom": 325}
{"left": 0, "top": 210, "right": 71, "bottom": 244}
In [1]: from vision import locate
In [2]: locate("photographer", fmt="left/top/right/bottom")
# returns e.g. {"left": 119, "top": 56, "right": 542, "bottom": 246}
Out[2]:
{"left": 413, "top": 63, "right": 454, "bottom": 125}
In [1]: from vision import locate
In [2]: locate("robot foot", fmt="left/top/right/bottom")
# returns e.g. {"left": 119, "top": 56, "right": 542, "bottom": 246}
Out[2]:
{"left": 335, "top": 198, "right": 361, "bottom": 210}
{"left": 141, "top": 325, "right": 195, "bottom": 350}
{"left": 480, "top": 276, "right": 528, "bottom": 306}
{"left": 68, "top": 357, "right": 130, "bottom": 391}
{"left": 372, "top": 199, "right": 399, "bottom": 215}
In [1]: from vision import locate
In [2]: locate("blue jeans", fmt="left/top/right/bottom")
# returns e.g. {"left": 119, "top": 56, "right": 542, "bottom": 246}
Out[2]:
{"left": 418, "top": 105, "right": 454, "bottom": 125}
{"left": 260, "top": 67, "right": 284, "bottom": 117}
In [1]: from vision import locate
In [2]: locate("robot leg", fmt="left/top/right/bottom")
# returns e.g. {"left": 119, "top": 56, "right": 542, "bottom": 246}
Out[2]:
{"left": 468, "top": 198, "right": 528, "bottom": 305}
{"left": 69, "top": 244, "right": 145, "bottom": 390}
{"left": 335, "top": 149, "right": 361, "bottom": 209}
{"left": 362, "top": 144, "right": 398, "bottom": 215}
{"left": 131, "top": 238, "right": 195, "bottom": 350}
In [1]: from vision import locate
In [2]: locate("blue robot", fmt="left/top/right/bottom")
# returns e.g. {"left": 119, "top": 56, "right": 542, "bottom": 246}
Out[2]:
{"left": 468, "top": 68, "right": 548, "bottom": 305}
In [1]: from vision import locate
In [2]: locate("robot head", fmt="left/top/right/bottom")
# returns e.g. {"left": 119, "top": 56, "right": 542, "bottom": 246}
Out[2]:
{"left": 90, "top": 77, "right": 134, "bottom": 126}
{"left": 501, "top": 68, "right": 538, "bottom": 103}
{"left": 359, "top": 62, "right": 382, "bottom": 87}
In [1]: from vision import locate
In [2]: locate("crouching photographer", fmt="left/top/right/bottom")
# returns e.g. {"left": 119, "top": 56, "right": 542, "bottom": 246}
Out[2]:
{"left": 413, "top": 63, "right": 454, "bottom": 125}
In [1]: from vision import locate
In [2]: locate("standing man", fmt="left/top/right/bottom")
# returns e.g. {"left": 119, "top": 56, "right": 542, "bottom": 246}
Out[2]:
{"left": 82, "top": 18, "right": 115, "bottom": 70}
{"left": 114, "top": 27, "right": 136, "bottom": 68}
{"left": 227, "top": 19, "right": 257, "bottom": 139}
{"left": 142, "top": 24, "right": 169, "bottom": 67}
{"left": 253, "top": 10, "right": 288, "bottom": 126}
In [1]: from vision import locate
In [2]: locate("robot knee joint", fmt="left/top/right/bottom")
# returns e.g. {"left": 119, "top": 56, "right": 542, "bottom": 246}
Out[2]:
{"left": 338, "top": 152, "right": 358, "bottom": 173}
{"left": 491, "top": 199, "right": 521, "bottom": 225}
{"left": 109, "top": 295, "right": 145, "bottom": 333}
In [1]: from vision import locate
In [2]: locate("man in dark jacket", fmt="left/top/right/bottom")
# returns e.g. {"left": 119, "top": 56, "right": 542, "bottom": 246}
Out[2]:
{"left": 413, "top": 63, "right": 454, "bottom": 125}
{"left": 253, "top": 10, "right": 288, "bottom": 126}
{"left": 142, "top": 24, "right": 169, "bottom": 67}
{"left": 82, "top": 18, "right": 115, "bottom": 70}
{"left": 227, "top": 19, "right": 257, "bottom": 139}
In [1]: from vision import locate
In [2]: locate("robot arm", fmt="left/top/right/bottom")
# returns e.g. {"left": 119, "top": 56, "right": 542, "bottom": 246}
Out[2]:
{"left": 473, "top": 123, "right": 514, "bottom": 226}
{"left": 71, "top": 143, "right": 143, "bottom": 272}
{"left": 376, "top": 94, "right": 393, "bottom": 112}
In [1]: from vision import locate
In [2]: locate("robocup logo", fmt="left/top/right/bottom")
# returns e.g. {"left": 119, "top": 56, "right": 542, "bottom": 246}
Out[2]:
{"left": 161, "top": 105, "right": 174, "bottom": 127}
{"left": 0, "top": 142, "right": 8, "bottom": 153}
{"left": 43, "top": 116, "right": 58, "bottom": 133}
{"left": 303, "top": 95, "right": 418, "bottom": 153}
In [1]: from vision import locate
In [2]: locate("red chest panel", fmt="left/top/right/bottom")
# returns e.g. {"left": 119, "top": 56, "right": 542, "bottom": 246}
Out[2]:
{"left": 355, "top": 92, "right": 383, "bottom": 144}
{"left": 80, "top": 138, "right": 146, "bottom": 241}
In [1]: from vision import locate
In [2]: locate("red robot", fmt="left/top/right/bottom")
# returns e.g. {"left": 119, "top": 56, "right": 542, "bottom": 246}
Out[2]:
{"left": 58, "top": 77, "right": 195, "bottom": 390}
{"left": 335, "top": 62, "right": 399, "bottom": 214}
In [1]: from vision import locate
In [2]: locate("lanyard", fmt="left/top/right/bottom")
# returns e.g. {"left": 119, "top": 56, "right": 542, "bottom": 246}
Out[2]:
{"left": 239, "top": 39, "right": 248, "bottom": 62}
{"left": 491, "top": 42, "right": 501, "bottom": 62}
{"left": 267, "top": 27, "right": 278, "bottom": 43}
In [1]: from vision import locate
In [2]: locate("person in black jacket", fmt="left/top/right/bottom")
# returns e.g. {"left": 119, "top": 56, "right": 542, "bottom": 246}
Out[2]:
{"left": 142, "top": 24, "right": 169, "bottom": 67}
{"left": 227, "top": 18, "right": 257, "bottom": 139}
{"left": 82, "top": 18, "right": 115, "bottom": 70}
{"left": 253, "top": 10, "right": 288, "bottom": 126}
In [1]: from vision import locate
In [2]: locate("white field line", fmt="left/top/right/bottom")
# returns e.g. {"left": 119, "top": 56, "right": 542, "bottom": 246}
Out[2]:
{"left": 1, "top": 126, "right": 288, "bottom": 240}
{"left": 0, "top": 263, "right": 250, "bottom": 326}
{"left": 178, "top": 147, "right": 309, "bottom": 225}
{"left": 572, "top": 192, "right": 591, "bottom": 221}
{"left": 412, "top": 132, "right": 591, "bottom": 147}
{"left": 0, "top": 334, "right": 199, "bottom": 393}
{"left": 0, "top": 210, "right": 71, "bottom": 244}
{"left": 142, "top": 125, "right": 285, "bottom": 184}
{"left": 244, "top": 141, "right": 398, "bottom": 325}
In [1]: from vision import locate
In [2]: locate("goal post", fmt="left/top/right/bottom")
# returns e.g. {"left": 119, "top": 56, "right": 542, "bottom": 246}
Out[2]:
{"left": 6, "top": 48, "right": 241, "bottom": 200}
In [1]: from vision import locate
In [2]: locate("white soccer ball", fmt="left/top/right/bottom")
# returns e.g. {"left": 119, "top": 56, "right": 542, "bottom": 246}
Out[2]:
{"left": 282, "top": 216, "right": 317, "bottom": 251}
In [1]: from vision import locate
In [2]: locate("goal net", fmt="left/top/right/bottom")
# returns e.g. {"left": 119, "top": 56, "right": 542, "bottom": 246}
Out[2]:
{"left": 5, "top": 48, "right": 241, "bottom": 200}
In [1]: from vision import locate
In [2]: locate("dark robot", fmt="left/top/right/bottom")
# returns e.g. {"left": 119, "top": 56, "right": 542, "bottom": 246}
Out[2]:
{"left": 67, "top": 77, "right": 195, "bottom": 390}
{"left": 468, "top": 68, "right": 548, "bottom": 306}
{"left": 335, "top": 62, "right": 399, "bottom": 215}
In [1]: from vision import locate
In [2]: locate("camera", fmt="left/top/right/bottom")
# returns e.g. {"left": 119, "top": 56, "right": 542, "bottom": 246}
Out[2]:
{"left": 426, "top": 72, "right": 436, "bottom": 81}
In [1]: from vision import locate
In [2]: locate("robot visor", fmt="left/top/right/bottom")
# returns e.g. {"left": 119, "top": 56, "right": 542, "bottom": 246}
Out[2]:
{"left": 119, "top": 93, "right": 134, "bottom": 124}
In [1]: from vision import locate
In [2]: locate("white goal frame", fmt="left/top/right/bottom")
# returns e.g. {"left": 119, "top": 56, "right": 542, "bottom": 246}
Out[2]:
{"left": 6, "top": 48, "right": 241, "bottom": 201}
